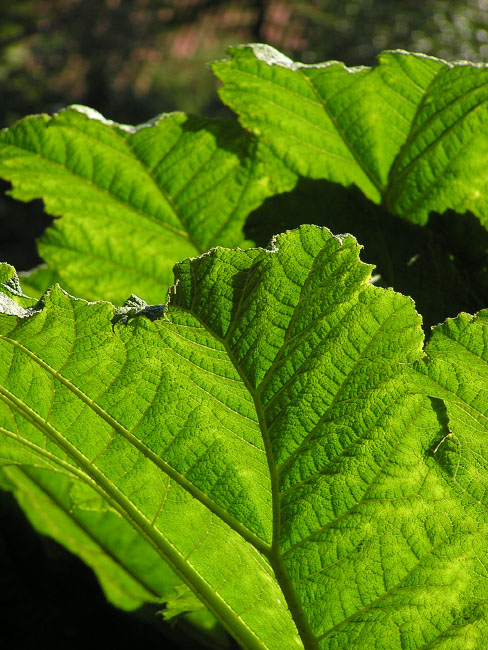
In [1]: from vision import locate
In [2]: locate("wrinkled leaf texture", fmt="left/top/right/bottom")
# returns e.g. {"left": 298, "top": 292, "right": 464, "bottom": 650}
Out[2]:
{"left": 1, "top": 226, "right": 488, "bottom": 649}
{"left": 0, "top": 106, "right": 293, "bottom": 304}
{"left": 215, "top": 45, "right": 488, "bottom": 226}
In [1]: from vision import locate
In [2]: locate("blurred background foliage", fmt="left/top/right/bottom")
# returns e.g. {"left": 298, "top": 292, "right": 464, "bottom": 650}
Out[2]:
{"left": 2, "top": 2, "right": 488, "bottom": 647}
{"left": 2, "top": 0, "right": 488, "bottom": 128}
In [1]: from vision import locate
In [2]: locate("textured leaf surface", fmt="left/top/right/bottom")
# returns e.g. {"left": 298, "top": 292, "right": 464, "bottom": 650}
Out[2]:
{"left": 214, "top": 45, "right": 488, "bottom": 226}
{"left": 1, "top": 227, "right": 488, "bottom": 649}
{"left": 0, "top": 106, "right": 292, "bottom": 304}
{"left": 412, "top": 310, "right": 488, "bottom": 506}
{"left": 246, "top": 179, "right": 487, "bottom": 331}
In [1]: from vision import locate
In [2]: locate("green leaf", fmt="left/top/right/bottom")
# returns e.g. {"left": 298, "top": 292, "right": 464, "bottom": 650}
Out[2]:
{"left": 0, "top": 106, "right": 293, "bottom": 304}
{"left": 412, "top": 309, "right": 488, "bottom": 494}
{"left": 246, "top": 179, "right": 487, "bottom": 331}
{"left": 0, "top": 465, "right": 182, "bottom": 611}
{"left": 214, "top": 45, "right": 488, "bottom": 226}
{"left": 1, "top": 225, "right": 488, "bottom": 649}
{"left": 18, "top": 265, "right": 60, "bottom": 299}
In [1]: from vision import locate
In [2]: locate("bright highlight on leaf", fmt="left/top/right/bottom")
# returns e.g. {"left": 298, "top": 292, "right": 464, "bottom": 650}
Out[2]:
{"left": 2, "top": 225, "right": 488, "bottom": 649}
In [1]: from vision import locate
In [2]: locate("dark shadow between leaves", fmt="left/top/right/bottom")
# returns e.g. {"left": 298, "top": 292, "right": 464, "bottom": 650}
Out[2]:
{"left": 427, "top": 209, "right": 488, "bottom": 307}
{"left": 245, "top": 178, "right": 488, "bottom": 334}
{"left": 0, "top": 179, "right": 53, "bottom": 271}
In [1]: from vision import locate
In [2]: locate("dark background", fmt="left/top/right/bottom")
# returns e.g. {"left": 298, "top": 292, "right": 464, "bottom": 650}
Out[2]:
{"left": 1, "top": 1, "right": 488, "bottom": 647}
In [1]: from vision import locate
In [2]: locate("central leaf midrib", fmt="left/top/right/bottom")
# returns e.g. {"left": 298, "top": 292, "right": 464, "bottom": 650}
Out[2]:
{"left": 223, "top": 340, "right": 320, "bottom": 650}
{"left": 172, "top": 298, "right": 319, "bottom": 650}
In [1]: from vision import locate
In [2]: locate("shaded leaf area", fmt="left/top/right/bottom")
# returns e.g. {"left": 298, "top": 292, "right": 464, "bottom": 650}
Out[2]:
{"left": 0, "top": 105, "right": 292, "bottom": 305}
{"left": 428, "top": 210, "right": 488, "bottom": 304}
{"left": 0, "top": 487, "right": 171, "bottom": 650}
{"left": 246, "top": 178, "right": 488, "bottom": 331}
{"left": 0, "top": 452, "right": 231, "bottom": 646}
{"left": 215, "top": 45, "right": 488, "bottom": 227}
{"left": 0, "top": 465, "right": 182, "bottom": 609}
{"left": 18, "top": 264, "right": 58, "bottom": 299}
{"left": 2, "top": 227, "right": 488, "bottom": 648}
{"left": 0, "top": 478, "right": 229, "bottom": 650}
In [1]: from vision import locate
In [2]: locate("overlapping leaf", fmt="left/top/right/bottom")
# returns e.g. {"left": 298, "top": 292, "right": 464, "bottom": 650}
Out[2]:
{"left": 0, "top": 462, "right": 229, "bottom": 646}
{"left": 214, "top": 45, "right": 488, "bottom": 226}
{"left": 0, "top": 106, "right": 293, "bottom": 304}
{"left": 2, "top": 225, "right": 488, "bottom": 648}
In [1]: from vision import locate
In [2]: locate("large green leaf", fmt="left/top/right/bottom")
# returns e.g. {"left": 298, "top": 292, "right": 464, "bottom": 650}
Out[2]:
{"left": 1, "top": 226, "right": 487, "bottom": 649}
{"left": 0, "top": 106, "right": 293, "bottom": 304}
{"left": 214, "top": 45, "right": 488, "bottom": 226}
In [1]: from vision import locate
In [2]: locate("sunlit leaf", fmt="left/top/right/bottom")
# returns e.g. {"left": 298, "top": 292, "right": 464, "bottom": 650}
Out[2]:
{"left": 215, "top": 45, "right": 488, "bottom": 226}
{"left": 2, "top": 226, "right": 487, "bottom": 648}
